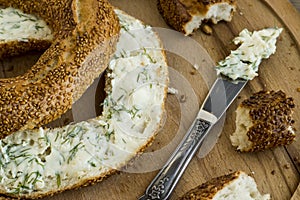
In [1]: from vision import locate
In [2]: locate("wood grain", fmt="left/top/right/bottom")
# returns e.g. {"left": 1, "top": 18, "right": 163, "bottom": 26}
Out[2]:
{"left": 291, "top": 183, "right": 300, "bottom": 200}
{"left": 1, "top": 0, "right": 299, "bottom": 199}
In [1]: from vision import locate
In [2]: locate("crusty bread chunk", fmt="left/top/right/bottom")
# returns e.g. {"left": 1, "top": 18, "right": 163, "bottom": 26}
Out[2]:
{"left": 157, "top": 0, "right": 236, "bottom": 35}
{"left": 231, "top": 90, "right": 296, "bottom": 152}
{"left": 179, "top": 171, "right": 270, "bottom": 200}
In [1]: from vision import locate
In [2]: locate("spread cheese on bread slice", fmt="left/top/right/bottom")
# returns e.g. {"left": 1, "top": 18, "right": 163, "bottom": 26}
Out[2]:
{"left": 0, "top": 7, "right": 52, "bottom": 42}
{"left": 0, "top": 9, "right": 168, "bottom": 199}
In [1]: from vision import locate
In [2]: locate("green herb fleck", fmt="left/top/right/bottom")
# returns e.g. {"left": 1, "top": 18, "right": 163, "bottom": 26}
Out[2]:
{"left": 128, "top": 105, "right": 141, "bottom": 119}
{"left": 88, "top": 160, "right": 96, "bottom": 167}
{"left": 67, "top": 142, "right": 84, "bottom": 164}
{"left": 11, "top": 24, "right": 20, "bottom": 29}
{"left": 35, "top": 25, "right": 44, "bottom": 30}
{"left": 105, "top": 131, "right": 115, "bottom": 141}
{"left": 137, "top": 69, "right": 150, "bottom": 82}
{"left": 143, "top": 48, "right": 157, "bottom": 63}
{"left": 56, "top": 173, "right": 61, "bottom": 187}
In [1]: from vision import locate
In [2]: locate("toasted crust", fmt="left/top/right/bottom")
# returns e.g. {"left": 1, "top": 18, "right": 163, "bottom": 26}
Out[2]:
{"left": 0, "top": 39, "right": 51, "bottom": 58}
{"left": 157, "top": 0, "right": 191, "bottom": 34}
{"left": 231, "top": 90, "right": 296, "bottom": 152}
{"left": 179, "top": 171, "right": 242, "bottom": 199}
{"left": 157, "top": 0, "right": 236, "bottom": 35}
{"left": 0, "top": 0, "right": 120, "bottom": 138}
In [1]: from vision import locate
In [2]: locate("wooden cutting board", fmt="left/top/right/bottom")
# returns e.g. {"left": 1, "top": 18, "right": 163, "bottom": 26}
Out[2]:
{"left": 1, "top": 0, "right": 299, "bottom": 199}
{"left": 291, "top": 183, "right": 300, "bottom": 200}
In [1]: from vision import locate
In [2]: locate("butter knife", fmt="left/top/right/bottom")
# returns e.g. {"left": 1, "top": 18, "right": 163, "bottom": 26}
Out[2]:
{"left": 139, "top": 77, "right": 247, "bottom": 200}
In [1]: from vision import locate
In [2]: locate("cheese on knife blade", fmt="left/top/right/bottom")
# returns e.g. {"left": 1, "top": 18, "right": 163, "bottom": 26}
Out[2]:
{"left": 216, "top": 27, "right": 283, "bottom": 80}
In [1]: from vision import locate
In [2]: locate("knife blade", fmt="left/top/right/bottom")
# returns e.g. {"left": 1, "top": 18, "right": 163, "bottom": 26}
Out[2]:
{"left": 138, "top": 77, "right": 247, "bottom": 200}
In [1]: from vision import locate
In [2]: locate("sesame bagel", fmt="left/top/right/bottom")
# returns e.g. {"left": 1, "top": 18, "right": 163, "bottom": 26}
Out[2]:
{"left": 0, "top": 9, "right": 168, "bottom": 199}
{"left": 0, "top": 0, "right": 120, "bottom": 138}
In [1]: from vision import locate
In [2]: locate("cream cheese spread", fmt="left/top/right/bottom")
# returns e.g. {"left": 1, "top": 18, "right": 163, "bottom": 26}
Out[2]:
{"left": 0, "top": 9, "right": 168, "bottom": 197}
{"left": 0, "top": 7, "right": 52, "bottom": 42}
{"left": 216, "top": 27, "right": 283, "bottom": 80}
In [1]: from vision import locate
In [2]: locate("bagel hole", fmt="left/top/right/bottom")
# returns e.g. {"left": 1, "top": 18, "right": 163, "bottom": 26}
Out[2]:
{"left": 0, "top": 50, "right": 44, "bottom": 78}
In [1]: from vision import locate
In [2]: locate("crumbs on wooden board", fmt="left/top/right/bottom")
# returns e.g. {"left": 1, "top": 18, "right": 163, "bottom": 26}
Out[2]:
{"left": 168, "top": 87, "right": 178, "bottom": 95}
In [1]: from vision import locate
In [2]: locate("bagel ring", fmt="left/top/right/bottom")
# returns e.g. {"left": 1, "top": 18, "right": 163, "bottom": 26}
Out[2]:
{"left": 0, "top": 9, "right": 168, "bottom": 199}
{"left": 0, "top": 0, "right": 120, "bottom": 138}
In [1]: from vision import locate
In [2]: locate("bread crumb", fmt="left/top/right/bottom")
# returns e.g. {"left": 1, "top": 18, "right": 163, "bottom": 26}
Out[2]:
{"left": 193, "top": 64, "right": 200, "bottom": 70}
{"left": 293, "top": 157, "right": 300, "bottom": 166}
{"left": 168, "top": 87, "right": 178, "bottom": 94}
{"left": 190, "top": 71, "right": 196, "bottom": 75}
{"left": 271, "top": 170, "right": 275, "bottom": 175}
{"left": 283, "top": 164, "right": 290, "bottom": 169}
{"left": 296, "top": 88, "right": 300, "bottom": 92}
{"left": 201, "top": 24, "right": 213, "bottom": 35}
{"left": 180, "top": 95, "right": 186, "bottom": 103}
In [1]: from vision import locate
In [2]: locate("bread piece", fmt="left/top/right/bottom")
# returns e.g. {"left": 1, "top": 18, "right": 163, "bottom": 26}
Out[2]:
{"left": 157, "top": 0, "right": 236, "bottom": 35}
{"left": 179, "top": 171, "right": 270, "bottom": 200}
{"left": 0, "top": 0, "right": 120, "bottom": 138}
{"left": 230, "top": 90, "right": 296, "bottom": 152}
{"left": 0, "top": 9, "right": 169, "bottom": 199}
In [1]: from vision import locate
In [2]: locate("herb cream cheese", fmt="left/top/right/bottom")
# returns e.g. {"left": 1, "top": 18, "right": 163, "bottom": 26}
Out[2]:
{"left": 0, "top": 7, "right": 52, "bottom": 42}
{"left": 216, "top": 27, "right": 283, "bottom": 80}
{"left": 0, "top": 9, "right": 168, "bottom": 197}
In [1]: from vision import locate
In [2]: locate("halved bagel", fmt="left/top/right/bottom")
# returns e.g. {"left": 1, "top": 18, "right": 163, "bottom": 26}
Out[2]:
{"left": 0, "top": 9, "right": 168, "bottom": 199}
{"left": 0, "top": 0, "right": 120, "bottom": 138}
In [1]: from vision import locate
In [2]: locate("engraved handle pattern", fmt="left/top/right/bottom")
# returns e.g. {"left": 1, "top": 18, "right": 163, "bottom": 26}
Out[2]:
{"left": 139, "top": 118, "right": 212, "bottom": 200}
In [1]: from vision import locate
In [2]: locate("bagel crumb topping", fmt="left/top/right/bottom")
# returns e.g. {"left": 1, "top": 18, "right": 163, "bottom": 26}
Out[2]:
{"left": 0, "top": 7, "right": 52, "bottom": 42}
{"left": 0, "top": 9, "right": 168, "bottom": 198}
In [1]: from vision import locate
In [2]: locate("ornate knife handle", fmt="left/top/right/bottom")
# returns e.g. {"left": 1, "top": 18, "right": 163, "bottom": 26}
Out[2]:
{"left": 139, "top": 118, "right": 212, "bottom": 200}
